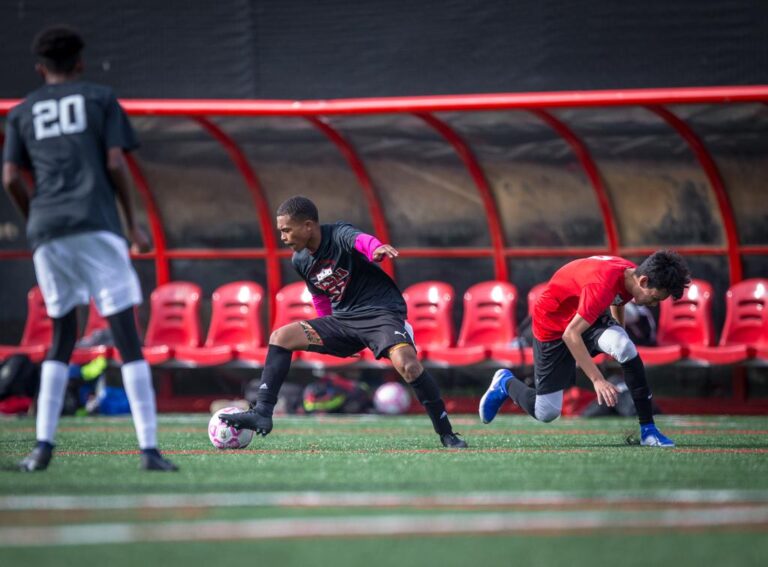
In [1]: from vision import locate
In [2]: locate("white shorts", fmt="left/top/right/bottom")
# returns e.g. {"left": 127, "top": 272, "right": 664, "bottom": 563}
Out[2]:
{"left": 33, "top": 231, "right": 143, "bottom": 319}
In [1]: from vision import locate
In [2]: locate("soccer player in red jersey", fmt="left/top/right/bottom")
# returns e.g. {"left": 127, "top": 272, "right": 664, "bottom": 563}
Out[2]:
{"left": 479, "top": 252, "right": 690, "bottom": 447}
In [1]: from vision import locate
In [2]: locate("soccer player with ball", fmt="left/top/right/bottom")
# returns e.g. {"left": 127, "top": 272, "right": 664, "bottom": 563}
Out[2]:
{"left": 220, "top": 196, "right": 467, "bottom": 448}
{"left": 479, "top": 252, "right": 690, "bottom": 447}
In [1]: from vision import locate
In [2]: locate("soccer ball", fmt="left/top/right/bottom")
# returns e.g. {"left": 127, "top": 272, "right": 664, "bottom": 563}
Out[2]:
{"left": 373, "top": 382, "right": 411, "bottom": 415}
{"left": 208, "top": 407, "right": 254, "bottom": 449}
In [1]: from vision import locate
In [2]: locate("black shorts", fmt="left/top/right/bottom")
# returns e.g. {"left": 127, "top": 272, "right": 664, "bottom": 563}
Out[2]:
{"left": 533, "top": 313, "right": 619, "bottom": 395}
{"left": 305, "top": 310, "right": 414, "bottom": 359}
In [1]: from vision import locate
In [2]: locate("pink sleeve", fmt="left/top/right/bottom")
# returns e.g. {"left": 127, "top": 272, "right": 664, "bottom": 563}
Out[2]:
{"left": 312, "top": 294, "right": 333, "bottom": 317}
{"left": 354, "top": 233, "right": 384, "bottom": 262}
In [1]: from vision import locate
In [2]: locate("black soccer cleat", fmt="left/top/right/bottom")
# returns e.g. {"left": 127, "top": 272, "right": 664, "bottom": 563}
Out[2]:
{"left": 220, "top": 406, "right": 273, "bottom": 437}
{"left": 18, "top": 445, "right": 53, "bottom": 472}
{"left": 440, "top": 432, "right": 468, "bottom": 449}
{"left": 140, "top": 451, "right": 179, "bottom": 472}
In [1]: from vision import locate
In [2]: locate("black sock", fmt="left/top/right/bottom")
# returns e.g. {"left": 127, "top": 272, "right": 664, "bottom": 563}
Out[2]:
{"left": 621, "top": 355, "right": 654, "bottom": 425}
{"left": 36, "top": 441, "right": 54, "bottom": 452}
{"left": 255, "top": 345, "right": 293, "bottom": 412}
{"left": 409, "top": 371, "right": 453, "bottom": 435}
{"left": 141, "top": 448, "right": 160, "bottom": 457}
{"left": 506, "top": 377, "right": 537, "bottom": 417}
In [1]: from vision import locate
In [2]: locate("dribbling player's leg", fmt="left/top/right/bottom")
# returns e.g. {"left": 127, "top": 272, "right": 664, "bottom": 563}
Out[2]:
{"left": 389, "top": 345, "right": 467, "bottom": 448}
{"left": 219, "top": 322, "right": 309, "bottom": 435}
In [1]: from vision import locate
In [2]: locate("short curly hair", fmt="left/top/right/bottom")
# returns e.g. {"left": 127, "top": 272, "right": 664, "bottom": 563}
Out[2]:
{"left": 32, "top": 25, "right": 84, "bottom": 74}
{"left": 276, "top": 196, "right": 319, "bottom": 222}
{"left": 635, "top": 250, "right": 691, "bottom": 300}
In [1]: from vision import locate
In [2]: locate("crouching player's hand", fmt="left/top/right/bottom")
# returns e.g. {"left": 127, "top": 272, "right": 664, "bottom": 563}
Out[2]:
{"left": 593, "top": 378, "right": 619, "bottom": 407}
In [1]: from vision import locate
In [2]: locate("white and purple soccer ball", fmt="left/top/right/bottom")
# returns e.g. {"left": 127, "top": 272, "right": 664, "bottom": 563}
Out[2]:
{"left": 373, "top": 382, "right": 412, "bottom": 415}
{"left": 208, "top": 407, "right": 254, "bottom": 449}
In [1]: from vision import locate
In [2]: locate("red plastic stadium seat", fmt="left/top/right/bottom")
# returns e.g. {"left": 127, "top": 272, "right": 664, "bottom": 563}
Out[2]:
{"left": 0, "top": 286, "right": 51, "bottom": 363}
{"left": 176, "top": 282, "right": 266, "bottom": 366}
{"left": 70, "top": 301, "right": 114, "bottom": 365}
{"left": 141, "top": 282, "right": 202, "bottom": 364}
{"left": 402, "top": 281, "right": 456, "bottom": 360}
{"left": 273, "top": 282, "right": 356, "bottom": 367}
{"left": 636, "top": 280, "right": 716, "bottom": 365}
{"left": 429, "top": 281, "right": 522, "bottom": 366}
{"left": 688, "top": 279, "right": 768, "bottom": 364}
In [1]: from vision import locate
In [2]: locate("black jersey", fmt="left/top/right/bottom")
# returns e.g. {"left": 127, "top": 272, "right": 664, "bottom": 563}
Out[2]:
{"left": 2, "top": 81, "right": 138, "bottom": 249}
{"left": 292, "top": 222, "right": 407, "bottom": 318}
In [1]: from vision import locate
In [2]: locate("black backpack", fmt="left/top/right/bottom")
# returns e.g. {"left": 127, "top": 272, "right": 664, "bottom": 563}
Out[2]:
{"left": 0, "top": 354, "right": 39, "bottom": 399}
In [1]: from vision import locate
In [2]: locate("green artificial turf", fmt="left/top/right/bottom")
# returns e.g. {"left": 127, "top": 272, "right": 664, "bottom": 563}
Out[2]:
{"left": 0, "top": 414, "right": 766, "bottom": 566}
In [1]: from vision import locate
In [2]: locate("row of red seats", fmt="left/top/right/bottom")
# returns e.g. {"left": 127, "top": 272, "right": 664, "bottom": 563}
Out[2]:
{"left": 1, "top": 278, "right": 767, "bottom": 367}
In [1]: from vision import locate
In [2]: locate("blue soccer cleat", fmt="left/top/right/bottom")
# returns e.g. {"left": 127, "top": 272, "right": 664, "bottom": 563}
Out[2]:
{"left": 640, "top": 424, "right": 675, "bottom": 447}
{"left": 479, "top": 369, "right": 513, "bottom": 424}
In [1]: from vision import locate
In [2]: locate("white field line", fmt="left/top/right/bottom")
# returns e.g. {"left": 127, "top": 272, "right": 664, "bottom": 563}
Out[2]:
{"left": 1, "top": 506, "right": 767, "bottom": 547}
{"left": 1, "top": 490, "right": 768, "bottom": 511}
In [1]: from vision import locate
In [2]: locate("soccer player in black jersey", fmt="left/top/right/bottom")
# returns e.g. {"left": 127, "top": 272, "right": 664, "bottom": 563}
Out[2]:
{"left": 220, "top": 196, "right": 468, "bottom": 448}
{"left": 2, "top": 26, "right": 177, "bottom": 471}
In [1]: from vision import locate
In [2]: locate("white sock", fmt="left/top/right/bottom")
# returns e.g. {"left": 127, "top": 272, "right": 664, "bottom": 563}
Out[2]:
{"left": 36, "top": 361, "right": 69, "bottom": 444}
{"left": 121, "top": 360, "right": 158, "bottom": 449}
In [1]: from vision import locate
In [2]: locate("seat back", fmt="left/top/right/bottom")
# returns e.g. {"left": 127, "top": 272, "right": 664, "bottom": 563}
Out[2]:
{"left": 456, "top": 281, "right": 518, "bottom": 348}
{"left": 144, "top": 282, "right": 202, "bottom": 347}
{"left": 273, "top": 282, "right": 316, "bottom": 330}
{"left": 656, "top": 279, "right": 715, "bottom": 347}
{"left": 402, "top": 281, "right": 455, "bottom": 348}
{"left": 20, "top": 286, "right": 52, "bottom": 346}
{"left": 205, "top": 281, "right": 265, "bottom": 349}
{"left": 719, "top": 278, "right": 768, "bottom": 347}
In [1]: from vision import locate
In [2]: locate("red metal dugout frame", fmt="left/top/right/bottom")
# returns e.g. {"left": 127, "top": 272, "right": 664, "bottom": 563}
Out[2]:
{"left": 2, "top": 85, "right": 768, "bottom": 294}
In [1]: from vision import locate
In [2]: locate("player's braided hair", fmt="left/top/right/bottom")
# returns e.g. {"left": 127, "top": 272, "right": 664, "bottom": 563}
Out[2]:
{"left": 32, "top": 25, "right": 84, "bottom": 74}
{"left": 276, "top": 196, "right": 319, "bottom": 222}
{"left": 636, "top": 250, "right": 691, "bottom": 300}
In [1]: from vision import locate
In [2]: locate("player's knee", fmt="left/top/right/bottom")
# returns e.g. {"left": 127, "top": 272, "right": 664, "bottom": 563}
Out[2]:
{"left": 392, "top": 354, "right": 422, "bottom": 382}
{"left": 268, "top": 328, "right": 285, "bottom": 346}
{"left": 269, "top": 325, "right": 295, "bottom": 348}
{"left": 598, "top": 328, "right": 637, "bottom": 364}
{"left": 534, "top": 406, "right": 561, "bottom": 423}
{"left": 534, "top": 394, "right": 562, "bottom": 423}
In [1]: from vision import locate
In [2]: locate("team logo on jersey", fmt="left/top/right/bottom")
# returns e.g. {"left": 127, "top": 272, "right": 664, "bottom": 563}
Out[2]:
{"left": 310, "top": 261, "right": 350, "bottom": 302}
{"left": 316, "top": 267, "right": 334, "bottom": 282}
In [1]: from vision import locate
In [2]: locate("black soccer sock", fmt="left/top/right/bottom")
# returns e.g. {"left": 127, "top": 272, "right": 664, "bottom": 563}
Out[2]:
{"left": 409, "top": 371, "right": 453, "bottom": 435}
{"left": 254, "top": 345, "right": 294, "bottom": 414}
{"left": 506, "top": 377, "right": 537, "bottom": 417}
{"left": 621, "top": 355, "right": 654, "bottom": 425}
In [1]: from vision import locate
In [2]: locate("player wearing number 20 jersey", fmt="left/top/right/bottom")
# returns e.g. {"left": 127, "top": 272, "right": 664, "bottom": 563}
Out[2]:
{"left": 3, "top": 25, "right": 176, "bottom": 472}
{"left": 3, "top": 80, "right": 137, "bottom": 249}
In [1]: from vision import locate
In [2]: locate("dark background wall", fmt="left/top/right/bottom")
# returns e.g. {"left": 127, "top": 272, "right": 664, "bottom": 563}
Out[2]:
{"left": 1, "top": 0, "right": 767, "bottom": 99}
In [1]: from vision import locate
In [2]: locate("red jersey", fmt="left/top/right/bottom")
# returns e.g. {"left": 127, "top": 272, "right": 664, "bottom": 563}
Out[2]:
{"left": 532, "top": 256, "right": 636, "bottom": 342}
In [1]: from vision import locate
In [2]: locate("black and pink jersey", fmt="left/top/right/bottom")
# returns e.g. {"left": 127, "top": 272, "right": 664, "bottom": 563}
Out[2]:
{"left": 291, "top": 222, "right": 406, "bottom": 318}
